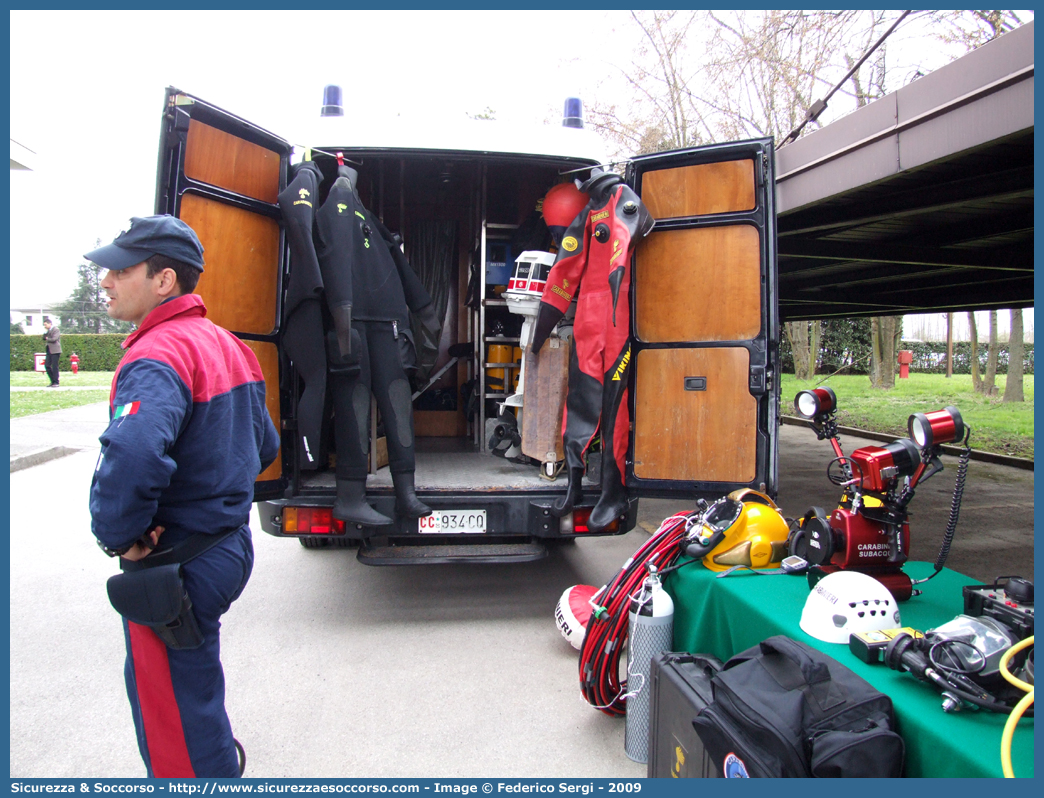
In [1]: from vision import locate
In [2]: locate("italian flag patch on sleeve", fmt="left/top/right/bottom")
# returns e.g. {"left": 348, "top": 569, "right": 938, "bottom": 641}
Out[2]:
{"left": 114, "top": 401, "right": 140, "bottom": 418}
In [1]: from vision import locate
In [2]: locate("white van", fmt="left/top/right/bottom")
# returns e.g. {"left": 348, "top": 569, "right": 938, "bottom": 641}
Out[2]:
{"left": 154, "top": 87, "right": 780, "bottom": 564}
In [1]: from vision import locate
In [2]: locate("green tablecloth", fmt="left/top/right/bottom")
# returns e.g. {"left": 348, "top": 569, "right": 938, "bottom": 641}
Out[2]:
{"left": 665, "top": 560, "right": 1034, "bottom": 778}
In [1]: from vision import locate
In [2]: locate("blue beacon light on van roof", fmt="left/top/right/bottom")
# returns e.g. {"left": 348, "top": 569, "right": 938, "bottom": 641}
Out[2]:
{"left": 321, "top": 85, "right": 344, "bottom": 117}
{"left": 563, "top": 97, "right": 584, "bottom": 129}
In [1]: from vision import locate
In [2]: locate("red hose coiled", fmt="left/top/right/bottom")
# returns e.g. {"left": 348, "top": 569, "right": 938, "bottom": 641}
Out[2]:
{"left": 577, "top": 511, "right": 696, "bottom": 716}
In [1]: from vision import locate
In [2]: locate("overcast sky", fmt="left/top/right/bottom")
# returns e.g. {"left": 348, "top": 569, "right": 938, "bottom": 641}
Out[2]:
{"left": 9, "top": 9, "right": 621, "bottom": 307}
{"left": 8, "top": 9, "right": 1033, "bottom": 339}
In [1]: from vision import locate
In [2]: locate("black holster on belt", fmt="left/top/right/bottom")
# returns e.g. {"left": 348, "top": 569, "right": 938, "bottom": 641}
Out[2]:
{"left": 107, "top": 563, "right": 203, "bottom": 650}
{"left": 105, "top": 528, "right": 238, "bottom": 651}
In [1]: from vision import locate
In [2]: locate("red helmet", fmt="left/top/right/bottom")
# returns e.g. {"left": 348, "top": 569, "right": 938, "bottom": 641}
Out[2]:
{"left": 541, "top": 182, "right": 589, "bottom": 231}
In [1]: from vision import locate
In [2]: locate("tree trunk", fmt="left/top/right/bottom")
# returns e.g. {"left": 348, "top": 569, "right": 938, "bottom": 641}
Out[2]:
{"left": 93, "top": 266, "right": 103, "bottom": 335}
{"left": 984, "top": 310, "right": 999, "bottom": 395}
{"left": 785, "top": 320, "right": 820, "bottom": 380}
{"left": 1002, "top": 308, "right": 1025, "bottom": 402}
{"left": 869, "top": 316, "right": 899, "bottom": 389}
{"left": 810, "top": 320, "right": 821, "bottom": 378}
{"left": 892, "top": 316, "right": 903, "bottom": 367}
{"left": 968, "top": 311, "right": 982, "bottom": 392}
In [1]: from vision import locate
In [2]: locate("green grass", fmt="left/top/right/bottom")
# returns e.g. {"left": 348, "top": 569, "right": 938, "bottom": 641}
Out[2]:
{"left": 10, "top": 370, "right": 115, "bottom": 387}
{"left": 10, "top": 371, "right": 114, "bottom": 418}
{"left": 11, "top": 390, "right": 111, "bottom": 417}
{"left": 781, "top": 373, "right": 1034, "bottom": 459}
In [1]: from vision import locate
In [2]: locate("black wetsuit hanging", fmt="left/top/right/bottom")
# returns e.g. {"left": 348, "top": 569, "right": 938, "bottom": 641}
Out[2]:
{"left": 315, "top": 166, "right": 440, "bottom": 523}
{"left": 277, "top": 161, "right": 327, "bottom": 470}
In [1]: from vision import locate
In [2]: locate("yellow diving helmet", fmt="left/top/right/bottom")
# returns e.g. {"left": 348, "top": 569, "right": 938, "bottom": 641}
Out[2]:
{"left": 687, "top": 489, "right": 790, "bottom": 572}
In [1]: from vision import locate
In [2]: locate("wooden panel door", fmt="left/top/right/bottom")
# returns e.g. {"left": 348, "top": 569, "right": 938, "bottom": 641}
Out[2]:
{"left": 628, "top": 139, "right": 779, "bottom": 498}
{"left": 633, "top": 348, "right": 756, "bottom": 482}
{"left": 179, "top": 194, "right": 281, "bottom": 335}
{"left": 640, "top": 159, "right": 756, "bottom": 219}
{"left": 635, "top": 225, "right": 762, "bottom": 343}
{"left": 156, "top": 89, "right": 291, "bottom": 498}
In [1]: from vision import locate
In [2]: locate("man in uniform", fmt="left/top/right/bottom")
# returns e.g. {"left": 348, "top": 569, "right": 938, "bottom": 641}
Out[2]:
{"left": 86, "top": 215, "right": 280, "bottom": 778}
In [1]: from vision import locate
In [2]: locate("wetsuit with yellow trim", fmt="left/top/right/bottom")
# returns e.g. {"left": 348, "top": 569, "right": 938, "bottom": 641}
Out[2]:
{"left": 277, "top": 161, "right": 327, "bottom": 470}
{"left": 530, "top": 169, "right": 654, "bottom": 531}
{"left": 315, "top": 166, "right": 440, "bottom": 524}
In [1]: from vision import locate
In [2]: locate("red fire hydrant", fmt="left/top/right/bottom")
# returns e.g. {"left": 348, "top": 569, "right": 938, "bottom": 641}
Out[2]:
{"left": 69, "top": 352, "right": 80, "bottom": 375}
{"left": 897, "top": 350, "right": 913, "bottom": 379}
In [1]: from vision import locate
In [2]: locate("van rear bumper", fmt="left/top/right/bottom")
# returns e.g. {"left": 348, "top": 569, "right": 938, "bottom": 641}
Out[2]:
{"left": 257, "top": 492, "right": 637, "bottom": 541}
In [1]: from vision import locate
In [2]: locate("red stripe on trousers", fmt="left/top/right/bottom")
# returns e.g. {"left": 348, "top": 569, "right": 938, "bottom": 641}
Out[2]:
{"left": 128, "top": 622, "right": 197, "bottom": 777}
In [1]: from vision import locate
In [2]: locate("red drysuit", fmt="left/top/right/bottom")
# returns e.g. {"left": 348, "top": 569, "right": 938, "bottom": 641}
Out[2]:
{"left": 531, "top": 170, "right": 654, "bottom": 531}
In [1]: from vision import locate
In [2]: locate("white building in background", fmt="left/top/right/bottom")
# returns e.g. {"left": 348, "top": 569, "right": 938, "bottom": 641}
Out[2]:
{"left": 10, "top": 136, "right": 63, "bottom": 334}
{"left": 10, "top": 307, "right": 59, "bottom": 335}
{"left": 903, "top": 310, "right": 1034, "bottom": 344}
{"left": 10, "top": 137, "right": 36, "bottom": 171}
{"left": 9, "top": 139, "right": 53, "bottom": 334}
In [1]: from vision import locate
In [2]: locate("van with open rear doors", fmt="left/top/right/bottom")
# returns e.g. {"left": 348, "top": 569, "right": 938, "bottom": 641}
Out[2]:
{"left": 154, "top": 86, "right": 779, "bottom": 564}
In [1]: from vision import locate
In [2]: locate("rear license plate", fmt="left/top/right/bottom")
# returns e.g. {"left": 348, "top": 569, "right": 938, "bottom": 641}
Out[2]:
{"left": 418, "top": 509, "right": 487, "bottom": 534}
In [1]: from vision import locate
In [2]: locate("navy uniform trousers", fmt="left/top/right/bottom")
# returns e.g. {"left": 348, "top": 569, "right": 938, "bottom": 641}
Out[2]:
{"left": 122, "top": 526, "right": 253, "bottom": 778}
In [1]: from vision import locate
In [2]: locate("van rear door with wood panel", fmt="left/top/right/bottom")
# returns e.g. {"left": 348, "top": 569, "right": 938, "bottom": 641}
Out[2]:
{"left": 627, "top": 138, "right": 778, "bottom": 499}
{"left": 155, "top": 87, "right": 291, "bottom": 501}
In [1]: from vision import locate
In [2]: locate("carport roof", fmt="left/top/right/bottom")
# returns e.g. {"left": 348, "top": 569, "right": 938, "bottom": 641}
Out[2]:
{"left": 774, "top": 21, "right": 1034, "bottom": 321}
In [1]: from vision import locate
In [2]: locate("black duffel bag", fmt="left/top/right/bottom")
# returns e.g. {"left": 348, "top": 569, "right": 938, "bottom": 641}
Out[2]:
{"left": 692, "top": 635, "right": 905, "bottom": 778}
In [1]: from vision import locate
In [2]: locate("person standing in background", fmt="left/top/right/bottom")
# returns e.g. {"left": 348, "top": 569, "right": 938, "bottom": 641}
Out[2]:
{"left": 42, "top": 318, "right": 61, "bottom": 387}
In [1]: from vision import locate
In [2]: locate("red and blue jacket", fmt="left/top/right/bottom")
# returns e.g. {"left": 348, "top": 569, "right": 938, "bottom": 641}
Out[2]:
{"left": 90, "top": 294, "right": 280, "bottom": 551}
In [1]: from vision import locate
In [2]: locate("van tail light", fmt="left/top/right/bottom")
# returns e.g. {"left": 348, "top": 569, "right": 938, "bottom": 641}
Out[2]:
{"left": 572, "top": 508, "right": 593, "bottom": 533}
{"left": 558, "top": 507, "right": 618, "bottom": 535}
{"left": 282, "top": 507, "right": 345, "bottom": 535}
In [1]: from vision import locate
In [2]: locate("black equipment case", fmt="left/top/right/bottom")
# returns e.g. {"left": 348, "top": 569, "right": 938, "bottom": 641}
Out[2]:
{"left": 692, "top": 636, "right": 905, "bottom": 778}
{"left": 647, "top": 652, "right": 723, "bottom": 778}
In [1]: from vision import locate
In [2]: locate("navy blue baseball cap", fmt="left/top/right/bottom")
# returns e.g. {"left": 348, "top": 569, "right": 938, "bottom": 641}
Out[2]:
{"left": 85, "top": 215, "right": 205, "bottom": 272}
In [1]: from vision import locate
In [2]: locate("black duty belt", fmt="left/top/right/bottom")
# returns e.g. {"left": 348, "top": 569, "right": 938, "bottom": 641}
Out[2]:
{"left": 121, "top": 527, "right": 242, "bottom": 573}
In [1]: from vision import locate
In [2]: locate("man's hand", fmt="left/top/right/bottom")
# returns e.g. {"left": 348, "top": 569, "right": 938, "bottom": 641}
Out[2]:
{"left": 120, "top": 526, "right": 166, "bottom": 562}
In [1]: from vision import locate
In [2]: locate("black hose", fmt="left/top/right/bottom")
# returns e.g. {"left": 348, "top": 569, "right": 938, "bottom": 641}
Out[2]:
{"left": 934, "top": 442, "right": 971, "bottom": 572}
{"left": 834, "top": 433, "right": 854, "bottom": 482}
{"left": 931, "top": 675, "right": 1033, "bottom": 715}
{"left": 913, "top": 429, "right": 972, "bottom": 585}
{"left": 827, "top": 455, "right": 857, "bottom": 487}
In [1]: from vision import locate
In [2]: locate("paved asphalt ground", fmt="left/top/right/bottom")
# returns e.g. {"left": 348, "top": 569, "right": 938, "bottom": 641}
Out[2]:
{"left": 8, "top": 398, "right": 1035, "bottom": 778}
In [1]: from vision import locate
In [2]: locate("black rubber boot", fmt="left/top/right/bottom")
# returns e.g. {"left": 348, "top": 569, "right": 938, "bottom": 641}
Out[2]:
{"left": 392, "top": 471, "right": 432, "bottom": 518}
{"left": 588, "top": 473, "right": 629, "bottom": 532}
{"left": 551, "top": 467, "right": 585, "bottom": 518}
{"left": 332, "top": 479, "right": 392, "bottom": 526}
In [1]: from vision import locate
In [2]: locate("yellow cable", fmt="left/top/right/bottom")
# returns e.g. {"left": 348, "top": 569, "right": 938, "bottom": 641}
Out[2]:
{"left": 1000, "top": 635, "right": 1034, "bottom": 692}
{"left": 1001, "top": 688, "right": 1033, "bottom": 778}
{"left": 998, "top": 635, "right": 1033, "bottom": 778}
